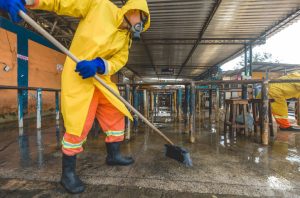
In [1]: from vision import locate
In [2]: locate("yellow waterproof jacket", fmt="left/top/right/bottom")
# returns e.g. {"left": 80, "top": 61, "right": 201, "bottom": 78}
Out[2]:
{"left": 269, "top": 72, "right": 300, "bottom": 99}
{"left": 32, "top": 0, "right": 150, "bottom": 136}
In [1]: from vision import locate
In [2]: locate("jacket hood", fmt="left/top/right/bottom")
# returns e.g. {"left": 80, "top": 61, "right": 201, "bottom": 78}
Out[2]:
{"left": 117, "top": 0, "right": 151, "bottom": 32}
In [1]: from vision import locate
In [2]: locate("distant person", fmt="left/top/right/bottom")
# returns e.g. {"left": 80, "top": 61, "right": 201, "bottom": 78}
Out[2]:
{"left": 259, "top": 72, "right": 300, "bottom": 132}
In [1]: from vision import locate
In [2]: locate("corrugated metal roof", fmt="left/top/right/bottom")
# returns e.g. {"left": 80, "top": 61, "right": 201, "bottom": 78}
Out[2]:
{"left": 222, "top": 62, "right": 300, "bottom": 76}
{"left": 25, "top": 0, "right": 300, "bottom": 80}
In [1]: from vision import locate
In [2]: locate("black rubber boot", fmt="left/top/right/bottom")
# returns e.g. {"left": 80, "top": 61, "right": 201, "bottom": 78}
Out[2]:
{"left": 106, "top": 142, "right": 134, "bottom": 166}
{"left": 60, "top": 154, "right": 85, "bottom": 194}
{"left": 280, "top": 126, "right": 300, "bottom": 132}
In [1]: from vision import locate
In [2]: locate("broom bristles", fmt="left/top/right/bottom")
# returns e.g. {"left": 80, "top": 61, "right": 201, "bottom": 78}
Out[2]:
{"left": 164, "top": 144, "right": 193, "bottom": 167}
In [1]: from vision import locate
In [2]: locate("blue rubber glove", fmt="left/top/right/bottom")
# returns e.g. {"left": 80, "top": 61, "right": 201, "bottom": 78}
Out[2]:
{"left": 75, "top": 58, "right": 106, "bottom": 79}
{"left": 0, "top": 0, "right": 26, "bottom": 23}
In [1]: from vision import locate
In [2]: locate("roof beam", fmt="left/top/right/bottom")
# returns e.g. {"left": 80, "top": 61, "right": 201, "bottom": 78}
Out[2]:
{"left": 193, "top": 8, "right": 300, "bottom": 80}
{"left": 176, "top": 0, "right": 222, "bottom": 78}
{"left": 140, "top": 37, "right": 159, "bottom": 78}
{"left": 125, "top": 66, "right": 142, "bottom": 78}
{"left": 127, "top": 64, "right": 212, "bottom": 68}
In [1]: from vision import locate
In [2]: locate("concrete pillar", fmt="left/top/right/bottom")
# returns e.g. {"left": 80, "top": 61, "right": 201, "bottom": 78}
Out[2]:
{"left": 190, "top": 82, "right": 196, "bottom": 143}
{"left": 55, "top": 91, "right": 60, "bottom": 121}
{"left": 125, "top": 84, "right": 131, "bottom": 140}
{"left": 177, "top": 89, "right": 183, "bottom": 121}
{"left": 262, "top": 80, "right": 269, "bottom": 145}
{"left": 36, "top": 88, "right": 42, "bottom": 129}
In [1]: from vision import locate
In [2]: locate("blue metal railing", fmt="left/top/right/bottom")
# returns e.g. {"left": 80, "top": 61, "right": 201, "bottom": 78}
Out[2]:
{"left": 0, "top": 85, "right": 60, "bottom": 129}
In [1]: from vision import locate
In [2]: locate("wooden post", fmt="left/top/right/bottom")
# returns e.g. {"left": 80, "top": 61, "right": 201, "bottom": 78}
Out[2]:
{"left": 150, "top": 91, "right": 154, "bottom": 120}
{"left": 177, "top": 89, "right": 183, "bottom": 121}
{"left": 261, "top": 80, "right": 269, "bottom": 145}
{"left": 215, "top": 87, "right": 220, "bottom": 122}
{"left": 198, "top": 90, "right": 203, "bottom": 123}
{"left": 209, "top": 88, "right": 213, "bottom": 120}
{"left": 154, "top": 93, "right": 157, "bottom": 119}
{"left": 143, "top": 89, "right": 148, "bottom": 119}
{"left": 173, "top": 91, "right": 177, "bottom": 119}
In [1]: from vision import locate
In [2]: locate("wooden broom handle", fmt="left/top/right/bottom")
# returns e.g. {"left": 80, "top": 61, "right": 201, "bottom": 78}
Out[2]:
{"left": 19, "top": 11, "right": 175, "bottom": 145}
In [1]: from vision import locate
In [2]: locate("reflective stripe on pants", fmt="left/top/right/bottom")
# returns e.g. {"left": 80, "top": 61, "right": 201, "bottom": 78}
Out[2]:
{"left": 62, "top": 89, "right": 125, "bottom": 156}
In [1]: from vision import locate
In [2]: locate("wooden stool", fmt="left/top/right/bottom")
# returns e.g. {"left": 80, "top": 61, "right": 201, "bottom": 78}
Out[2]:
{"left": 249, "top": 99, "right": 262, "bottom": 135}
{"left": 248, "top": 99, "right": 274, "bottom": 137}
{"left": 224, "top": 99, "right": 249, "bottom": 135}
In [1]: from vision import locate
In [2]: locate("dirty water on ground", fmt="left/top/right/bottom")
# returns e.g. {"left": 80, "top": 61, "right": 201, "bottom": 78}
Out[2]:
{"left": 0, "top": 113, "right": 299, "bottom": 197}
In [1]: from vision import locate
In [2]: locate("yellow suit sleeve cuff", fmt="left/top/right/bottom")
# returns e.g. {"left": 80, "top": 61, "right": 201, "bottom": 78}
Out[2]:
{"left": 102, "top": 58, "right": 110, "bottom": 75}
{"left": 26, "top": 0, "right": 40, "bottom": 8}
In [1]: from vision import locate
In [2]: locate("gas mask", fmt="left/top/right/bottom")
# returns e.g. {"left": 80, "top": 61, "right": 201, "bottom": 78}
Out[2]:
{"left": 124, "top": 11, "right": 147, "bottom": 41}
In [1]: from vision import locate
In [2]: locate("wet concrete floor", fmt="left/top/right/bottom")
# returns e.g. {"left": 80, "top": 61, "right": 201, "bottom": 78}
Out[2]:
{"left": 0, "top": 113, "right": 300, "bottom": 197}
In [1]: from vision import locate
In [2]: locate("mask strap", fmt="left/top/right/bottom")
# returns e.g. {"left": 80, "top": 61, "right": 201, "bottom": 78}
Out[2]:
{"left": 140, "top": 11, "right": 148, "bottom": 24}
{"left": 124, "top": 15, "right": 132, "bottom": 29}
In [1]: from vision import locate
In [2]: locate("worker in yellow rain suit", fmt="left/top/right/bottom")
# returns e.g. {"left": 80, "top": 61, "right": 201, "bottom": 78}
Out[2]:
{"left": 1, "top": 0, "right": 150, "bottom": 194}
{"left": 268, "top": 73, "right": 300, "bottom": 132}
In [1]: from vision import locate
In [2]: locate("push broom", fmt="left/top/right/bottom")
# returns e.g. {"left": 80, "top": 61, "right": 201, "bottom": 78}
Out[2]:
{"left": 19, "top": 11, "right": 192, "bottom": 167}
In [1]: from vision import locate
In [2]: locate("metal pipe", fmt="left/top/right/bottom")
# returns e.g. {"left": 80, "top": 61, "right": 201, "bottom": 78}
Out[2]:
{"left": 185, "top": 85, "right": 190, "bottom": 133}
{"left": 55, "top": 91, "right": 60, "bottom": 121}
{"left": 18, "top": 90, "right": 23, "bottom": 128}
{"left": 117, "top": 79, "right": 300, "bottom": 87}
{"left": 190, "top": 82, "right": 196, "bottom": 143}
{"left": 133, "top": 86, "right": 139, "bottom": 131}
{"left": 125, "top": 84, "right": 131, "bottom": 140}
{"left": 36, "top": 88, "right": 42, "bottom": 129}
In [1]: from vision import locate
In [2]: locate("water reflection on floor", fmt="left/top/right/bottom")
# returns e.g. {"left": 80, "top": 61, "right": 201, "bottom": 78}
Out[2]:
{"left": 0, "top": 113, "right": 300, "bottom": 197}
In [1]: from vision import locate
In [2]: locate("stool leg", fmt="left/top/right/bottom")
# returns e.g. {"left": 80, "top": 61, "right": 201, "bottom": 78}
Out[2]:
{"left": 252, "top": 103, "right": 257, "bottom": 134}
{"left": 224, "top": 103, "right": 228, "bottom": 134}
{"left": 259, "top": 103, "right": 263, "bottom": 137}
{"left": 232, "top": 104, "right": 237, "bottom": 135}
{"left": 243, "top": 104, "right": 248, "bottom": 136}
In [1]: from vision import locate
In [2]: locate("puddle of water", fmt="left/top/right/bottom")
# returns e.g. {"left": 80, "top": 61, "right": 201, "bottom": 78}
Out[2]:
{"left": 267, "top": 176, "right": 293, "bottom": 191}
